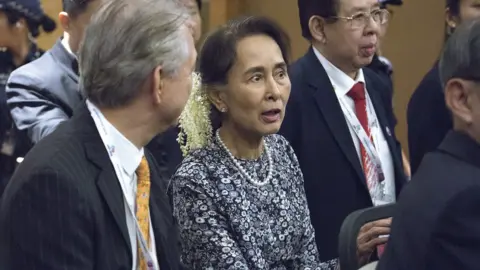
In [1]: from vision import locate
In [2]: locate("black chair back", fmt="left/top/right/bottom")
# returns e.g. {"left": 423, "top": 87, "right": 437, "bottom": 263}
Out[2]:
{"left": 338, "top": 203, "right": 396, "bottom": 270}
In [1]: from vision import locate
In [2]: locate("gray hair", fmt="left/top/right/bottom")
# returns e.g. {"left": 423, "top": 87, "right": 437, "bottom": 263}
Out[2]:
{"left": 439, "top": 18, "right": 480, "bottom": 88}
{"left": 79, "top": 0, "right": 190, "bottom": 108}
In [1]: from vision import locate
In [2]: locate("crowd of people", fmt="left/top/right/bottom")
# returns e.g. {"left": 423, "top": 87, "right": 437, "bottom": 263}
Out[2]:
{"left": 0, "top": 0, "right": 479, "bottom": 269}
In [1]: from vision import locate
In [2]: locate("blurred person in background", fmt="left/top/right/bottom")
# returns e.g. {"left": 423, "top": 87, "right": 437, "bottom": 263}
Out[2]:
{"left": 279, "top": 0, "right": 407, "bottom": 267}
{"left": 147, "top": 0, "right": 203, "bottom": 180}
{"left": 379, "top": 18, "right": 480, "bottom": 270}
{"left": 0, "top": 0, "right": 195, "bottom": 268}
{"left": 2, "top": 0, "right": 100, "bottom": 196}
{"left": 367, "top": 0, "right": 412, "bottom": 178}
{"left": 0, "top": 0, "right": 56, "bottom": 195}
{"left": 407, "top": 0, "right": 480, "bottom": 175}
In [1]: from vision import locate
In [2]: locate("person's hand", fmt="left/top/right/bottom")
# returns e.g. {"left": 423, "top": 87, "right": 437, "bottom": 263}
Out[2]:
{"left": 356, "top": 218, "right": 392, "bottom": 265}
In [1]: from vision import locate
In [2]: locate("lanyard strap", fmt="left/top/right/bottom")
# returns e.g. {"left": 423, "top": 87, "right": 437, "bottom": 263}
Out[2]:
{"left": 86, "top": 100, "right": 157, "bottom": 270}
{"left": 338, "top": 94, "right": 384, "bottom": 180}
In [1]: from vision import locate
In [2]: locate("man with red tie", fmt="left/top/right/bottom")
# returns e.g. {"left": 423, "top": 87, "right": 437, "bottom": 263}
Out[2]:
{"left": 278, "top": 0, "right": 407, "bottom": 268}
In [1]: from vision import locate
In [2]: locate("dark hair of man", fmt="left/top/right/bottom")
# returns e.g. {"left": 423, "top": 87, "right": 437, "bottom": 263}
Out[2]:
{"left": 439, "top": 18, "right": 480, "bottom": 87}
{"left": 198, "top": 15, "right": 291, "bottom": 128}
{"left": 62, "top": 0, "right": 94, "bottom": 18}
{"left": 298, "top": 0, "right": 337, "bottom": 40}
{"left": 196, "top": 0, "right": 202, "bottom": 10}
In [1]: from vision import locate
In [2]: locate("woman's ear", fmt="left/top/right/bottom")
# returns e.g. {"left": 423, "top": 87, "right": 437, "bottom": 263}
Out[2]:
{"left": 308, "top": 15, "right": 327, "bottom": 43}
{"left": 207, "top": 87, "right": 228, "bottom": 112}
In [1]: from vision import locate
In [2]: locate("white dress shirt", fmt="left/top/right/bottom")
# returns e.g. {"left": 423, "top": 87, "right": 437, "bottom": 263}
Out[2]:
{"left": 61, "top": 35, "right": 75, "bottom": 56}
{"left": 313, "top": 47, "right": 396, "bottom": 204}
{"left": 96, "top": 111, "right": 159, "bottom": 270}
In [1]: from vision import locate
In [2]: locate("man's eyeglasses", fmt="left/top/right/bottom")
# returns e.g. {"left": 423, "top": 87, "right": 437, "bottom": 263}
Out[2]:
{"left": 329, "top": 9, "right": 390, "bottom": 29}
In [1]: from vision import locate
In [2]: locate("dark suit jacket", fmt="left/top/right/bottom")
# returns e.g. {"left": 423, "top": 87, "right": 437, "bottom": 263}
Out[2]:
{"left": 0, "top": 104, "right": 181, "bottom": 270}
{"left": 377, "top": 131, "right": 480, "bottom": 270}
{"left": 6, "top": 39, "right": 81, "bottom": 156}
{"left": 278, "top": 48, "right": 406, "bottom": 262}
{"left": 147, "top": 127, "right": 183, "bottom": 179}
{"left": 407, "top": 62, "right": 452, "bottom": 175}
{"left": 0, "top": 45, "right": 43, "bottom": 147}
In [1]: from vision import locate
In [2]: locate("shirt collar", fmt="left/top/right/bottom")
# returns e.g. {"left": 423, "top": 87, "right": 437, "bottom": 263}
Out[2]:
{"left": 61, "top": 34, "right": 76, "bottom": 58}
{"left": 313, "top": 46, "right": 365, "bottom": 96}
{"left": 102, "top": 113, "right": 144, "bottom": 177}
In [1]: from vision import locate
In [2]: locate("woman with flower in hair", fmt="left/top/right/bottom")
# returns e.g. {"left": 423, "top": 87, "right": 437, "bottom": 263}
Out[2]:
{"left": 171, "top": 15, "right": 326, "bottom": 269}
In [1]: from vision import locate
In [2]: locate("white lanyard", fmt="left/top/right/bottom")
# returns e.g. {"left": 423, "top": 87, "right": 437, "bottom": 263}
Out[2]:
{"left": 86, "top": 100, "right": 158, "bottom": 270}
{"left": 338, "top": 93, "right": 385, "bottom": 183}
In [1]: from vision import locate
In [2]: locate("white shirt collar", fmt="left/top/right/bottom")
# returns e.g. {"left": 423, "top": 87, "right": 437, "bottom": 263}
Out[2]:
{"left": 61, "top": 34, "right": 76, "bottom": 57}
{"left": 312, "top": 46, "right": 365, "bottom": 96}
{"left": 101, "top": 113, "right": 144, "bottom": 177}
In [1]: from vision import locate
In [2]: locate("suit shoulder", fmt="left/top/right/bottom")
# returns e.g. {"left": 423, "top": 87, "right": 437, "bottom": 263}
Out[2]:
{"left": 409, "top": 64, "right": 442, "bottom": 105}
{"left": 401, "top": 152, "right": 480, "bottom": 210}
{"left": 19, "top": 121, "right": 83, "bottom": 169}
{"left": 364, "top": 67, "right": 392, "bottom": 94}
{"left": 288, "top": 55, "right": 307, "bottom": 82}
{"left": 7, "top": 51, "right": 60, "bottom": 89}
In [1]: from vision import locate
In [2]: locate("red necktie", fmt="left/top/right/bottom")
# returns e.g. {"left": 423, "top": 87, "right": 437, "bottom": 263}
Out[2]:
{"left": 347, "top": 82, "right": 372, "bottom": 186}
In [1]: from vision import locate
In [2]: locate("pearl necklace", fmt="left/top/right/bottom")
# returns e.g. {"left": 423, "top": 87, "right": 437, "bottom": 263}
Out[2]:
{"left": 216, "top": 129, "right": 273, "bottom": 186}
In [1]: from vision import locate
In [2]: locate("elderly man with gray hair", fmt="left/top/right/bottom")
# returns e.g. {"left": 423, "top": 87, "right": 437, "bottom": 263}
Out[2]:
{"left": 377, "top": 18, "right": 480, "bottom": 270}
{"left": 0, "top": 0, "right": 196, "bottom": 269}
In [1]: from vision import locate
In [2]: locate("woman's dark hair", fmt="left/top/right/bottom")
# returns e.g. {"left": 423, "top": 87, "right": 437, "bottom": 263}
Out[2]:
{"left": 198, "top": 15, "right": 291, "bottom": 130}
{"left": 4, "top": 8, "right": 56, "bottom": 37}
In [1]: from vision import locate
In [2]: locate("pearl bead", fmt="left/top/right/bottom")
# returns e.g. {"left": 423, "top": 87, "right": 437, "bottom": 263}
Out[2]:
{"left": 216, "top": 129, "right": 273, "bottom": 186}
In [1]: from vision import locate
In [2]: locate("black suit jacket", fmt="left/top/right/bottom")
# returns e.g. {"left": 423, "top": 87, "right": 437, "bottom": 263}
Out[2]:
{"left": 6, "top": 39, "right": 81, "bottom": 156}
{"left": 377, "top": 131, "right": 480, "bottom": 270}
{"left": 407, "top": 62, "right": 452, "bottom": 175}
{"left": 147, "top": 127, "right": 183, "bottom": 179}
{"left": 0, "top": 104, "right": 181, "bottom": 270}
{"left": 278, "top": 48, "right": 406, "bottom": 262}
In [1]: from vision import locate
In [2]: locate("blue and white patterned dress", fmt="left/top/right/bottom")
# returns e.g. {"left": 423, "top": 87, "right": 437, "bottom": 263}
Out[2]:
{"left": 171, "top": 134, "right": 330, "bottom": 269}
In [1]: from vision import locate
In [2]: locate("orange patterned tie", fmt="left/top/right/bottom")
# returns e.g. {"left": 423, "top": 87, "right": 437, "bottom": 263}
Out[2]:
{"left": 135, "top": 156, "right": 151, "bottom": 270}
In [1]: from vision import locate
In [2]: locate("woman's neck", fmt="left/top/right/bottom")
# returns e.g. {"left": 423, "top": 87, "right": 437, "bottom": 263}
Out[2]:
{"left": 218, "top": 123, "right": 263, "bottom": 160}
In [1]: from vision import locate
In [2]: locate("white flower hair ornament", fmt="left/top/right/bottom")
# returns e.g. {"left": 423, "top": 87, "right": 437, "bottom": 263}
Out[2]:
{"left": 177, "top": 72, "right": 213, "bottom": 157}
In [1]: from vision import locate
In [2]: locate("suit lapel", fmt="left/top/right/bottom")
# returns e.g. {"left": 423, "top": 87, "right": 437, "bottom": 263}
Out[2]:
{"left": 303, "top": 48, "right": 367, "bottom": 187}
{"left": 365, "top": 75, "right": 405, "bottom": 189}
{"left": 79, "top": 106, "right": 132, "bottom": 254}
{"left": 366, "top": 77, "right": 397, "bottom": 158}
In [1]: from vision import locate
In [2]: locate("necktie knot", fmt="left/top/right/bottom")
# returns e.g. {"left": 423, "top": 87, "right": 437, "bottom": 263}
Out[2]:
{"left": 348, "top": 82, "right": 366, "bottom": 101}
